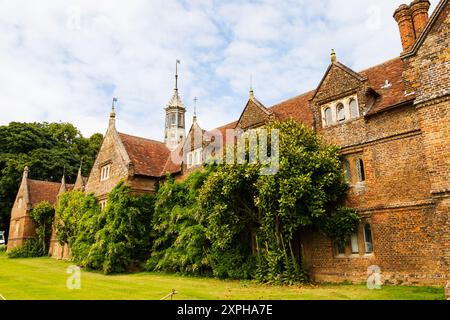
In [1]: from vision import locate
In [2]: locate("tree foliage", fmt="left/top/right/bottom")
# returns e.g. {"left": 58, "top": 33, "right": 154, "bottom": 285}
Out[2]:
{"left": 29, "top": 201, "right": 54, "bottom": 255}
{"left": 56, "top": 181, "right": 154, "bottom": 274}
{"left": 198, "top": 120, "right": 359, "bottom": 283}
{"left": 146, "top": 170, "right": 212, "bottom": 275}
{"left": 147, "top": 120, "right": 359, "bottom": 283}
{"left": 0, "top": 122, "right": 102, "bottom": 235}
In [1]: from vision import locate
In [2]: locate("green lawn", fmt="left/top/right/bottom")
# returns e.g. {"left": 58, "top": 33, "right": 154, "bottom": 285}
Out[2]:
{"left": 0, "top": 252, "right": 444, "bottom": 300}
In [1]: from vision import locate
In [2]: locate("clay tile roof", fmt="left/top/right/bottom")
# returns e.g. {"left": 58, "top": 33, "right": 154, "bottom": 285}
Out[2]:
{"left": 27, "top": 179, "right": 63, "bottom": 206}
{"left": 118, "top": 132, "right": 177, "bottom": 177}
{"left": 269, "top": 90, "right": 315, "bottom": 127}
{"left": 359, "top": 57, "right": 414, "bottom": 115}
{"left": 161, "top": 144, "right": 183, "bottom": 176}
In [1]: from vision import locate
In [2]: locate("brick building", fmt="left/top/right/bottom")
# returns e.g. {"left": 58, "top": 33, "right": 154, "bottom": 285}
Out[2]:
{"left": 7, "top": 0, "right": 449, "bottom": 285}
{"left": 7, "top": 166, "right": 86, "bottom": 252}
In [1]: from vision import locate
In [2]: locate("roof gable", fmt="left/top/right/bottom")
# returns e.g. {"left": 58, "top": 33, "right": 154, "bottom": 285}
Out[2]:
{"left": 236, "top": 95, "right": 272, "bottom": 129}
{"left": 312, "top": 62, "right": 367, "bottom": 103}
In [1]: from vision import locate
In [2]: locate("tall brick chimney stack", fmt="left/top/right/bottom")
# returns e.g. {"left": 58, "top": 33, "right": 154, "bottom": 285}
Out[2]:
{"left": 394, "top": 4, "right": 416, "bottom": 51}
{"left": 410, "top": 0, "right": 431, "bottom": 36}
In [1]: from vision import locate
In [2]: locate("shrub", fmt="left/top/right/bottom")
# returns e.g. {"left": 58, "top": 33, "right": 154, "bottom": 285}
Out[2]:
{"left": 7, "top": 239, "right": 42, "bottom": 258}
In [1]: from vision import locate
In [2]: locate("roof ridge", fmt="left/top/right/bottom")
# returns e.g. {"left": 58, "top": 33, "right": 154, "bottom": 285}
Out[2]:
{"left": 118, "top": 132, "right": 165, "bottom": 145}
{"left": 270, "top": 90, "right": 316, "bottom": 109}
{"left": 357, "top": 56, "right": 401, "bottom": 74}
{"left": 27, "top": 179, "right": 63, "bottom": 185}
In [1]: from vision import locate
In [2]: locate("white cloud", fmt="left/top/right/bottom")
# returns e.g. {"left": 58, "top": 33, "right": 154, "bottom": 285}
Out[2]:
{"left": 0, "top": 0, "right": 439, "bottom": 140}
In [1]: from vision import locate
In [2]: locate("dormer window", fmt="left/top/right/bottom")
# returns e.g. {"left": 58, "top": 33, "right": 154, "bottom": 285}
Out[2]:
{"left": 100, "top": 164, "right": 111, "bottom": 181}
{"left": 337, "top": 103, "right": 345, "bottom": 122}
{"left": 321, "top": 94, "right": 359, "bottom": 127}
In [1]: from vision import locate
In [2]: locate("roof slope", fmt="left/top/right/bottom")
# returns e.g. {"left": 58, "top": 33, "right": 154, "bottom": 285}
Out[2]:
{"left": 269, "top": 90, "right": 315, "bottom": 127}
{"left": 118, "top": 132, "right": 179, "bottom": 177}
{"left": 27, "top": 179, "right": 65, "bottom": 206}
{"left": 359, "top": 57, "right": 413, "bottom": 115}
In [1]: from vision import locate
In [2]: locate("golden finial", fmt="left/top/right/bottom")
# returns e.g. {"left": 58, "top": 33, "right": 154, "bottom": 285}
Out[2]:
{"left": 331, "top": 49, "right": 337, "bottom": 63}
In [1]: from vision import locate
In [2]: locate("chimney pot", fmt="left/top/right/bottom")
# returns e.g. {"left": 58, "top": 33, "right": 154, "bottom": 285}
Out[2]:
{"left": 410, "top": 0, "right": 431, "bottom": 36}
{"left": 393, "top": 4, "right": 416, "bottom": 52}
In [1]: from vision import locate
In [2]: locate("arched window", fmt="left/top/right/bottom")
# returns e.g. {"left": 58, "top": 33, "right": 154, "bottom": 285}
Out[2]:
{"left": 363, "top": 223, "right": 373, "bottom": 254}
{"left": 324, "top": 107, "right": 332, "bottom": 126}
{"left": 356, "top": 158, "right": 365, "bottom": 182}
{"left": 343, "top": 159, "right": 351, "bottom": 182}
{"left": 337, "top": 103, "right": 345, "bottom": 122}
{"left": 349, "top": 98, "right": 359, "bottom": 119}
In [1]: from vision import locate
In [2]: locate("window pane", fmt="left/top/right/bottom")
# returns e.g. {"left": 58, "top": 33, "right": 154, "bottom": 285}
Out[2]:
{"left": 364, "top": 224, "right": 373, "bottom": 254}
{"left": 356, "top": 158, "right": 365, "bottom": 182}
{"left": 179, "top": 114, "right": 184, "bottom": 128}
{"left": 343, "top": 160, "right": 351, "bottom": 182}
{"left": 325, "top": 108, "right": 332, "bottom": 125}
{"left": 351, "top": 233, "right": 359, "bottom": 254}
{"left": 336, "top": 242, "right": 345, "bottom": 255}
{"left": 337, "top": 103, "right": 345, "bottom": 122}
{"left": 350, "top": 99, "right": 358, "bottom": 118}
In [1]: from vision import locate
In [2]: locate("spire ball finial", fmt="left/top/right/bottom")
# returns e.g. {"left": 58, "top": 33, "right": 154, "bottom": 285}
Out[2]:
{"left": 331, "top": 49, "right": 337, "bottom": 63}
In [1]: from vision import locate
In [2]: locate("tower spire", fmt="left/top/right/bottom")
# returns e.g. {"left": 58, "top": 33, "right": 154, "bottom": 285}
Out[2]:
{"left": 193, "top": 97, "right": 197, "bottom": 123}
{"left": 165, "top": 60, "right": 186, "bottom": 151}
{"left": 249, "top": 74, "right": 254, "bottom": 99}
{"left": 175, "top": 59, "right": 180, "bottom": 90}
{"left": 109, "top": 97, "right": 117, "bottom": 127}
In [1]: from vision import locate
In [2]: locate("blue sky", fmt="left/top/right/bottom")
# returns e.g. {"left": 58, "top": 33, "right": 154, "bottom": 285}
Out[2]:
{"left": 0, "top": 0, "right": 438, "bottom": 140}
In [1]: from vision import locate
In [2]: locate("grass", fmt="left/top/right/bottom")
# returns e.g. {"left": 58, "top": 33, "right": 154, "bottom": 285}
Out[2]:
{"left": 0, "top": 252, "right": 444, "bottom": 300}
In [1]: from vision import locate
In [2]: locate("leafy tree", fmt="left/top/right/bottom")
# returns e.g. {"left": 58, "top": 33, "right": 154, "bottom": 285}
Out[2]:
{"left": 198, "top": 164, "right": 260, "bottom": 279}
{"left": 55, "top": 190, "right": 101, "bottom": 263}
{"left": 198, "top": 119, "right": 359, "bottom": 283}
{"left": 146, "top": 170, "right": 212, "bottom": 275}
{"left": 56, "top": 182, "right": 154, "bottom": 274}
{"left": 0, "top": 122, "right": 102, "bottom": 235}
{"left": 30, "top": 201, "right": 54, "bottom": 254}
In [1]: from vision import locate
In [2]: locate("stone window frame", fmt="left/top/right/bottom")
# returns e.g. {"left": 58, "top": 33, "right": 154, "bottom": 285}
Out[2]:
{"left": 349, "top": 98, "right": 359, "bottom": 119}
{"left": 99, "top": 199, "right": 108, "bottom": 211}
{"left": 333, "top": 223, "right": 372, "bottom": 259}
{"left": 321, "top": 94, "right": 359, "bottom": 128}
{"left": 100, "top": 163, "right": 111, "bottom": 182}
{"left": 355, "top": 158, "right": 366, "bottom": 182}
{"left": 337, "top": 103, "right": 346, "bottom": 123}
{"left": 187, "top": 148, "right": 203, "bottom": 168}
{"left": 343, "top": 159, "right": 351, "bottom": 182}
{"left": 350, "top": 233, "right": 359, "bottom": 254}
